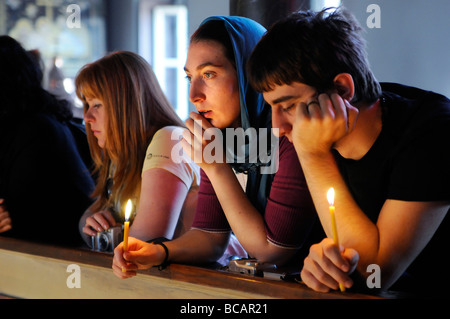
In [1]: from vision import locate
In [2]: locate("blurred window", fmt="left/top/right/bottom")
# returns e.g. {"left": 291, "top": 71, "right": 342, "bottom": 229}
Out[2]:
{"left": 310, "top": 0, "right": 341, "bottom": 11}
{"left": 139, "top": 2, "right": 188, "bottom": 120}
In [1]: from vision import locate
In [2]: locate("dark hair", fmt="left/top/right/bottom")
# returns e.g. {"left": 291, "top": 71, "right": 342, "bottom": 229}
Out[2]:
{"left": 190, "top": 19, "right": 236, "bottom": 68}
{"left": 248, "top": 8, "right": 381, "bottom": 105}
{"left": 0, "top": 35, "right": 72, "bottom": 120}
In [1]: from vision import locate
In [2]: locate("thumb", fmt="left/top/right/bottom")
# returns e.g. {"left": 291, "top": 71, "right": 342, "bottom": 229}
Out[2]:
{"left": 123, "top": 249, "right": 141, "bottom": 262}
{"left": 342, "top": 247, "right": 359, "bottom": 274}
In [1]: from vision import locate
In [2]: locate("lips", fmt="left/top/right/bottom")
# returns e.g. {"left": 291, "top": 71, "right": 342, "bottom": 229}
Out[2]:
{"left": 199, "top": 110, "right": 212, "bottom": 118}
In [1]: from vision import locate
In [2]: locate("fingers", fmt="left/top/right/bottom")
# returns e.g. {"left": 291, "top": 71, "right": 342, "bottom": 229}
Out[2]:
{"left": 301, "top": 256, "right": 340, "bottom": 292}
{"left": 342, "top": 246, "right": 360, "bottom": 274}
{"left": 183, "top": 112, "right": 224, "bottom": 166}
{"left": 344, "top": 99, "right": 359, "bottom": 132}
{"left": 83, "top": 210, "right": 116, "bottom": 236}
{"left": 320, "top": 238, "right": 350, "bottom": 272}
{"left": 187, "top": 111, "right": 214, "bottom": 130}
{"left": 0, "top": 202, "right": 12, "bottom": 233}
{"left": 328, "top": 93, "right": 359, "bottom": 133}
{"left": 112, "top": 237, "right": 163, "bottom": 279}
{"left": 112, "top": 262, "right": 136, "bottom": 279}
{"left": 182, "top": 125, "right": 204, "bottom": 164}
{"left": 303, "top": 92, "right": 351, "bottom": 122}
{"left": 82, "top": 224, "right": 97, "bottom": 237}
{"left": 0, "top": 212, "right": 12, "bottom": 233}
{"left": 112, "top": 242, "right": 138, "bottom": 279}
{"left": 301, "top": 238, "right": 356, "bottom": 292}
{"left": 184, "top": 114, "right": 206, "bottom": 153}
{"left": 185, "top": 118, "right": 204, "bottom": 145}
{"left": 185, "top": 112, "right": 213, "bottom": 138}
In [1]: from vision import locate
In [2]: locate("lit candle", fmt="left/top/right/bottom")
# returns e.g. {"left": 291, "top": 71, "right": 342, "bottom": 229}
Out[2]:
{"left": 327, "top": 187, "right": 345, "bottom": 292}
{"left": 122, "top": 199, "right": 132, "bottom": 273}
{"left": 122, "top": 199, "right": 132, "bottom": 252}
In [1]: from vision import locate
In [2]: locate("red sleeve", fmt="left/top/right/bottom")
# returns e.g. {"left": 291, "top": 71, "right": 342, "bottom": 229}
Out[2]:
{"left": 192, "top": 137, "right": 317, "bottom": 248}
{"left": 264, "top": 137, "right": 317, "bottom": 248}
{"left": 191, "top": 169, "right": 231, "bottom": 232}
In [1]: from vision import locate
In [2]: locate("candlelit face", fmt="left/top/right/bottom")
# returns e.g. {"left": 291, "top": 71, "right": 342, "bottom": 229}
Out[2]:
{"left": 84, "top": 97, "right": 108, "bottom": 148}
{"left": 263, "top": 82, "right": 317, "bottom": 142}
{"left": 184, "top": 40, "right": 241, "bottom": 129}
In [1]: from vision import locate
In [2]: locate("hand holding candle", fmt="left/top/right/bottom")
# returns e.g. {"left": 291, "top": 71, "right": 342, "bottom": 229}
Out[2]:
{"left": 327, "top": 187, "right": 345, "bottom": 292}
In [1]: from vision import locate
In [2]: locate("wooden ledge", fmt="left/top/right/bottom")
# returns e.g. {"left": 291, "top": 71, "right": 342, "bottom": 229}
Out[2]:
{"left": 0, "top": 237, "right": 384, "bottom": 299}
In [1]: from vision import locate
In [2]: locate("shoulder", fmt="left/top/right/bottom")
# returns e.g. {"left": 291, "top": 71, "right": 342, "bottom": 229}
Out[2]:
{"left": 143, "top": 126, "right": 200, "bottom": 186}
{"left": 381, "top": 83, "right": 450, "bottom": 123}
{"left": 16, "top": 113, "right": 69, "bottom": 144}
{"left": 381, "top": 83, "right": 450, "bottom": 144}
{"left": 146, "top": 126, "right": 185, "bottom": 152}
{"left": 152, "top": 126, "right": 185, "bottom": 142}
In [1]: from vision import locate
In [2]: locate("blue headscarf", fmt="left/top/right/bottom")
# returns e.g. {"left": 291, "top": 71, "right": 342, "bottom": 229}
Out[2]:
{"left": 199, "top": 16, "right": 276, "bottom": 212}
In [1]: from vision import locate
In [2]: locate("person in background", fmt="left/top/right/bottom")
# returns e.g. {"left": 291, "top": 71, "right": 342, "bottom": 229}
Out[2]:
{"left": 247, "top": 8, "right": 450, "bottom": 296}
{"left": 75, "top": 51, "right": 200, "bottom": 248}
{"left": 0, "top": 35, "right": 95, "bottom": 246}
{"left": 112, "top": 16, "right": 320, "bottom": 278}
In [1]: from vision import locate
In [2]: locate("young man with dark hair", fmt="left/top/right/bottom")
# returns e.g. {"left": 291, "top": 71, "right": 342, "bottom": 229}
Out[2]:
{"left": 248, "top": 8, "right": 450, "bottom": 296}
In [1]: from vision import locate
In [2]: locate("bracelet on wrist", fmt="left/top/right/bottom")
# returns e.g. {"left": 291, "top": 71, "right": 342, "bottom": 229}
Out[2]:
{"left": 152, "top": 239, "right": 169, "bottom": 270}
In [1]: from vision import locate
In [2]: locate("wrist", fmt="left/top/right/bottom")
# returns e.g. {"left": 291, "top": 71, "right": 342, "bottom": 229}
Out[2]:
{"left": 152, "top": 239, "right": 169, "bottom": 270}
{"left": 295, "top": 147, "right": 334, "bottom": 163}
{"left": 202, "top": 161, "right": 231, "bottom": 178}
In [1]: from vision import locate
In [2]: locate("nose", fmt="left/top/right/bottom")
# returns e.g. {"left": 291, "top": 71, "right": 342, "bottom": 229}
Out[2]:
{"left": 84, "top": 106, "right": 94, "bottom": 124}
{"left": 271, "top": 111, "right": 291, "bottom": 138}
{"left": 188, "top": 78, "right": 206, "bottom": 104}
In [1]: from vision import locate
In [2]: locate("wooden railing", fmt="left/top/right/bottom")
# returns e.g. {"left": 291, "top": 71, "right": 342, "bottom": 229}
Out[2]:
{"left": 0, "top": 236, "right": 386, "bottom": 299}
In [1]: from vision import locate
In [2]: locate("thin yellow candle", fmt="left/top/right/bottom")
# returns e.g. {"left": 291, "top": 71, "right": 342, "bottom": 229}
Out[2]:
{"left": 122, "top": 199, "right": 132, "bottom": 272}
{"left": 327, "top": 188, "right": 345, "bottom": 292}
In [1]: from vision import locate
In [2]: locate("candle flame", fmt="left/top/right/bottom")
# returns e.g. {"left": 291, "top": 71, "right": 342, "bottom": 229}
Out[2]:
{"left": 327, "top": 188, "right": 335, "bottom": 206}
{"left": 124, "top": 199, "right": 132, "bottom": 221}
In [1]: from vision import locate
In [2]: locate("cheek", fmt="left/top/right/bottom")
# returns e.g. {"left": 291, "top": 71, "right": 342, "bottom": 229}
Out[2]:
{"left": 227, "top": 81, "right": 241, "bottom": 113}
{"left": 273, "top": 112, "right": 294, "bottom": 131}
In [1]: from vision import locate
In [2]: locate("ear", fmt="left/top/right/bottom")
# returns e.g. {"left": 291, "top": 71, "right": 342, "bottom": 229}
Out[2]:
{"left": 333, "top": 73, "right": 354, "bottom": 101}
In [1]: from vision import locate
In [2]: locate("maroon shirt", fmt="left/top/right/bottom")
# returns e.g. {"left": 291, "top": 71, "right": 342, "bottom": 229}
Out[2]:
{"left": 192, "top": 137, "right": 318, "bottom": 249}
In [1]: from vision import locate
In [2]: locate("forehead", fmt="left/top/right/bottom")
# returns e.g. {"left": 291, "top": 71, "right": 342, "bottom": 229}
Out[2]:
{"left": 263, "top": 82, "right": 316, "bottom": 105}
{"left": 185, "top": 40, "right": 229, "bottom": 69}
{"left": 86, "top": 96, "right": 101, "bottom": 103}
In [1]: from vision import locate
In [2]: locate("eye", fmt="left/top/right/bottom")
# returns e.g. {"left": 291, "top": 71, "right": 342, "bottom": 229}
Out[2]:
{"left": 282, "top": 104, "right": 295, "bottom": 112}
{"left": 185, "top": 75, "right": 191, "bottom": 83}
{"left": 203, "top": 72, "right": 215, "bottom": 80}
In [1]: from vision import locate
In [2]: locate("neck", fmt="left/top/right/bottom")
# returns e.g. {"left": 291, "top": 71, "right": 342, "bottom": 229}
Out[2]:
{"left": 334, "top": 99, "right": 382, "bottom": 160}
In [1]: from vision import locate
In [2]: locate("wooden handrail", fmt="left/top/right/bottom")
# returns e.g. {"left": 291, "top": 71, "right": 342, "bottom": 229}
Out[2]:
{"left": 0, "top": 236, "right": 386, "bottom": 299}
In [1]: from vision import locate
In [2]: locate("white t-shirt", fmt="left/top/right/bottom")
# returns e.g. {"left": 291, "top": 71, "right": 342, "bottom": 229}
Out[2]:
{"left": 142, "top": 126, "right": 199, "bottom": 188}
{"left": 141, "top": 126, "right": 200, "bottom": 238}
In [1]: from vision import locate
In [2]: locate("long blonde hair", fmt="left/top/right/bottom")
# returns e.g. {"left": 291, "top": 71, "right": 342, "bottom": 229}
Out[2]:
{"left": 75, "top": 51, "right": 184, "bottom": 213}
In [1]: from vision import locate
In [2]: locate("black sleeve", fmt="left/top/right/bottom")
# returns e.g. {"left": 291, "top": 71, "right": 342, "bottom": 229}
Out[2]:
{"left": 3, "top": 115, "right": 95, "bottom": 246}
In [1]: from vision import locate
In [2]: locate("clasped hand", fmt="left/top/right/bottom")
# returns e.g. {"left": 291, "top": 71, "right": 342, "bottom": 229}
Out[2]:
{"left": 292, "top": 92, "right": 359, "bottom": 157}
{"left": 301, "top": 238, "right": 359, "bottom": 292}
{"left": 181, "top": 112, "right": 226, "bottom": 172}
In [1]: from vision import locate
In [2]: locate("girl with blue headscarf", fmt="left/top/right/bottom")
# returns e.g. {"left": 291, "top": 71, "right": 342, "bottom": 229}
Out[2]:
{"left": 112, "top": 16, "right": 320, "bottom": 277}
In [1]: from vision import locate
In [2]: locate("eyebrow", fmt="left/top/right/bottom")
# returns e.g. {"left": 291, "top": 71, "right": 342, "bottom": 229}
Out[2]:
{"left": 184, "top": 62, "right": 224, "bottom": 73}
{"left": 270, "top": 95, "right": 300, "bottom": 105}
